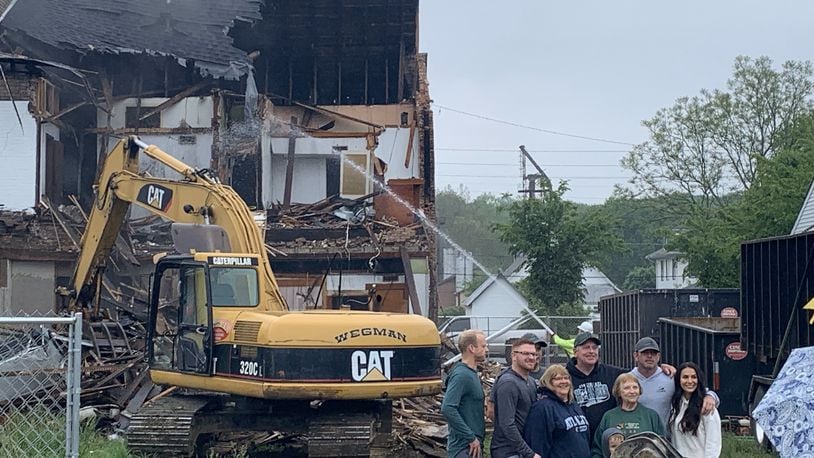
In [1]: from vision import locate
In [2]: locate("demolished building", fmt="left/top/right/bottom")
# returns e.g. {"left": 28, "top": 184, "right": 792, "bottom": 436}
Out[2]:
{"left": 0, "top": 0, "right": 437, "bottom": 320}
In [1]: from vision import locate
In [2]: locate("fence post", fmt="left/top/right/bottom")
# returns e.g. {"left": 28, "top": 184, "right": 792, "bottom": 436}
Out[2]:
{"left": 65, "top": 313, "right": 82, "bottom": 458}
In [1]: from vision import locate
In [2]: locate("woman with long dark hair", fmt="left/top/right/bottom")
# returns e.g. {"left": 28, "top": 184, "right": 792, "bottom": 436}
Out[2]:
{"left": 669, "top": 363, "right": 721, "bottom": 457}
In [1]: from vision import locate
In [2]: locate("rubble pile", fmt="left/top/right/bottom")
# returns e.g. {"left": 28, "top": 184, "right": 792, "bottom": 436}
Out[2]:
{"left": 392, "top": 359, "right": 503, "bottom": 457}
{"left": 265, "top": 193, "right": 428, "bottom": 254}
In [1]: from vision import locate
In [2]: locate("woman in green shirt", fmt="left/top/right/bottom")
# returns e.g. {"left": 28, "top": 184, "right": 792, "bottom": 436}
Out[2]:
{"left": 591, "top": 373, "right": 664, "bottom": 458}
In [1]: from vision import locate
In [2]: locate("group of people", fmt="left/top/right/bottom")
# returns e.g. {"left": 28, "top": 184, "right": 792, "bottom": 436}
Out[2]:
{"left": 441, "top": 327, "right": 722, "bottom": 458}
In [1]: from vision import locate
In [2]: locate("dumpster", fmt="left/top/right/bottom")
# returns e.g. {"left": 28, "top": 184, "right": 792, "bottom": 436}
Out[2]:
{"left": 598, "top": 289, "right": 739, "bottom": 368}
{"left": 658, "top": 317, "right": 756, "bottom": 416}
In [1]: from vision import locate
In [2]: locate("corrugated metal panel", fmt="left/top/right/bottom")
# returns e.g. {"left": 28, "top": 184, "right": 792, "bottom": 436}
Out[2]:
{"left": 791, "top": 179, "right": 814, "bottom": 234}
{"left": 741, "top": 232, "right": 814, "bottom": 366}
{"left": 659, "top": 317, "right": 754, "bottom": 416}
{"left": 599, "top": 289, "right": 740, "bottom": 368}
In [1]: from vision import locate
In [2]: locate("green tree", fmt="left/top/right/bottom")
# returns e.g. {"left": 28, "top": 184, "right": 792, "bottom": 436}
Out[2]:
{"left": 671, "top": 112, "right": 814, "bottom": 286}
{"left": 586, "top": 194, "right": 677, "bottom": 286}
{"left": 436, "top": 186, "right": 514, "bottom": 275}
{"left": 623, "top": 265, "right": 656, "bottom": 290}
{"left": 623, "top": 56, "right": 813, "bottom": 210}
{"left": 623, "top": 56, "right": 814, "bottom": 286}
{"left": 495, "top": 183, "right": 621, "bottom": 314}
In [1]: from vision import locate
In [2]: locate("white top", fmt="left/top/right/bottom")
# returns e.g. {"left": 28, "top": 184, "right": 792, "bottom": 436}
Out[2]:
{"left": 670, "top": 397, "right": 722, "bottom": 458}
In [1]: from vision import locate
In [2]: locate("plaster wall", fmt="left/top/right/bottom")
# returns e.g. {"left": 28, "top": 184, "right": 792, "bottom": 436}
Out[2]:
{"left": 0, "top": 102, "right": 38, "bottom": 210}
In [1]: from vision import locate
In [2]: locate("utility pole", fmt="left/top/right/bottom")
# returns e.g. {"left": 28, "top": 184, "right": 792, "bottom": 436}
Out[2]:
{"left": 518, "top": 145, "right": 550, "bottom": 199}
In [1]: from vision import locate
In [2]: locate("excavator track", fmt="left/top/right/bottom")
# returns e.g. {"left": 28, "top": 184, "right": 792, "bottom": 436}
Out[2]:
{"left": 126, "top": 395, "right": 393, "bottom": 457}
{"left": 307, "top": 402, "right": 392, "bottom": 457}
{"left": 126, "top": 394, "right": 212, "bottom": 457}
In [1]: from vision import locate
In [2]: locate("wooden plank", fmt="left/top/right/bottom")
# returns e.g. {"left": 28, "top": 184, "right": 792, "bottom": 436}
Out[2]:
{"left": 117, "top": 380, "right": 155, "bottom": 429}
{"left": 403, "top": 123, "right": 416, "bottom": 169}
{"left": 400, "top": 247, "right": 423, "bottom": 315}
{"left": 282, "top": 116, "right": 298, "bottom": 210}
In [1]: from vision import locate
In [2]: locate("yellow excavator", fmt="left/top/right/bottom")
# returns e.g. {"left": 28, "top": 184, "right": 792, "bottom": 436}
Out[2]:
{"left": 63, "top": 136, "right": 441, "bottom": 456}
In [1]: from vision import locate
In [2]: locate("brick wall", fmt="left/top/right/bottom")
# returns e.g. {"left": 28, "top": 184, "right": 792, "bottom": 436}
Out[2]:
{"left": 0, "top": 74, "right": 35, "bottom": 101}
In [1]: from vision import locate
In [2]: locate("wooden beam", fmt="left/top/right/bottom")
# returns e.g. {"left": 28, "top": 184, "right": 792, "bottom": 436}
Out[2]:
{"left": 85, "top": 127, "right": 210, "bottom": 134}
{"left": 403, "top": 123, "right": 416, "bottom": 169}
{"left": 400, "top": 247, "right": 423, "bottom": 315}
{"left": 138, "top": 79, "right": 212, "bottom": 121}
{"left": 397, "top": 38, "right": 405, "bottom": 102}
{"left": 282, "top": 116, "right": 298, "bottom": 210}
{"left": 292, "top": 101, "right": 384, "bottom": 129}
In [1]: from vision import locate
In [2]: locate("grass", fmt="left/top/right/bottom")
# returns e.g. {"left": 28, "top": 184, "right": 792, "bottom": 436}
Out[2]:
{"left": 722, "top": 433, "right": 776, "bottom": 457}
{"left": 78, "top": 421, "right": 131, "bottom": 458}
{"left": 480, "top": 431, "right": 773, "bottom": 458}
{"left": 0, "top": 410, "right": 132, "bottom": 458}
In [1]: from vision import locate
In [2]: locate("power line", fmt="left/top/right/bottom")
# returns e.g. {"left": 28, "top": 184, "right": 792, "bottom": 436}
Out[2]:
{"left": 437, "top": 162, "right": 623, "bottom": 167}
{"left": 437, "top": 147, "right": 629, "bottom": 153}
{"left": 438, "top": 174, "right": 632, "bottom": 179}
{"left": 433, "top": 104, "right": 636, "bottom": 146}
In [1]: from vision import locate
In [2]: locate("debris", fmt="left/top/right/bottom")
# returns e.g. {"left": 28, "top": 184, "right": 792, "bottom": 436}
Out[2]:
{"left": 391, "top": 359, "right": 503, "bottom": 456}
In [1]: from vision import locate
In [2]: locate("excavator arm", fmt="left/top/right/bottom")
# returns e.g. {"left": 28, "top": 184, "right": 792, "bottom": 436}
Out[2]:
{"left": 65, "top": 136, "right": 286, "bottom": 312}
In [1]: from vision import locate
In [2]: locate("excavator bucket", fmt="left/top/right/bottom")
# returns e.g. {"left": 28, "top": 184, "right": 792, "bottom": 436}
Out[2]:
{"left": 611, "top": 432, "right": 683, "bottom": 458}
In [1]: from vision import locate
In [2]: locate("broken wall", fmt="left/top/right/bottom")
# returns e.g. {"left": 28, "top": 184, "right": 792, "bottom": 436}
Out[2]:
{"left": 3, "top": 260, "right": 55, "bottom": 315}
{"left": 98, "top": 96, "right": 215, "bottom": 217}
{"left": 260, "top": 103, "right": 422, "bottom": 206}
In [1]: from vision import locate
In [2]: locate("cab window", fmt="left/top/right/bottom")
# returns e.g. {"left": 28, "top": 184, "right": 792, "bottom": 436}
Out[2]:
{"left": 209, "top": 267, "right": 259, "bottom": 306}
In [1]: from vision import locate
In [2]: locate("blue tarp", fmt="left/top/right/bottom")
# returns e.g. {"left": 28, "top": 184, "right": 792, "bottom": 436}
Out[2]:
{"left": 752, "top": 346, "right": 814, "bottom": 457}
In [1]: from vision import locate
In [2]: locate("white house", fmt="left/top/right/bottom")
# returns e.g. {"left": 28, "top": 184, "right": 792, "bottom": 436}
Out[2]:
{"left": 792, "top": 178, "right": 814, "bottom": 234}
{"left": 462, "top": 256, "right": 618, "bottom": 331}
{"left": 462, "top": 273, "right": 530, "bottom": 334}
{"left": 645, "top": 248, "right": 698, "bottom": 289}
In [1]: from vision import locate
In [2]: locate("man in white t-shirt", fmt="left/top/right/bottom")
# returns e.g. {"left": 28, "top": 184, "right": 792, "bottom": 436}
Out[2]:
{"left": 630, "top": 337, "right": 718, "bottom": 428}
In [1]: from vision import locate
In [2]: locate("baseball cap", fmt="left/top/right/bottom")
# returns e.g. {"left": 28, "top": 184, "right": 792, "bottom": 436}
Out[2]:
{"left": 522, "top": 332, "right": 548, "bottom": 348}
{"left": 635, "top": 337, "right": 660, "bottom": 352}
{"left": 574, "top": 332, "right": 601, "bottom": 347}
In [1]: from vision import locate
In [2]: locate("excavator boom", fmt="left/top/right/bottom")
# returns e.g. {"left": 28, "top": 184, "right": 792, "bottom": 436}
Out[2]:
{"left": 66, "top": 136, "right": 286, "bottom": 311}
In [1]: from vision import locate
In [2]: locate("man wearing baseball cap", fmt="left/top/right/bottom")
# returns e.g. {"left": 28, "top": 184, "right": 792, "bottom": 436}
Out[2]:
{"left": 565, "top": 332, "right": 624, "bottom": 437}
{"left": 631, "top": 336, "right": 718, "bottom": 428}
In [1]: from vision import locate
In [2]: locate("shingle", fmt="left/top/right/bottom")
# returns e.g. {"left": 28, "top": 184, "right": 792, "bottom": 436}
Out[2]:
{"left": 0, "top": 0, "right": 262, "bottom": 79}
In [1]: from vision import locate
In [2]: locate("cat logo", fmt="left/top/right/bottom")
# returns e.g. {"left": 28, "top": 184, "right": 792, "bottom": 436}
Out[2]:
{"left": 136, "top": 184, "right": 173, "bottom": 212}
{"left": 351, "top": 350, "right": 394, "bottom": 382}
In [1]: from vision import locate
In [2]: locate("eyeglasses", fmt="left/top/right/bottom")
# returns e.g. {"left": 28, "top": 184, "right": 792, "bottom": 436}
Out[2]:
{"left": 512, "top": 351, "right": 538, "bottom": 357}
{"left": 551, "top": 375, "right": 570, "bottom": 381}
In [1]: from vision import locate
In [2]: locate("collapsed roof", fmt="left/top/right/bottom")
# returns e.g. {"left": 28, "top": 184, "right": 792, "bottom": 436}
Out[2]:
{"left": 0, "top": 0, "right": 262, "bottom": 79}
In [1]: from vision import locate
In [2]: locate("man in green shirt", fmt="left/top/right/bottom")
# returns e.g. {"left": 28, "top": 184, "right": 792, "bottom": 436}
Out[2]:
{"left": 550, "top": 320, "right": 593, "bottom": 357}
{"left": 442, "top": 329, "right": 488, "bottom": 458}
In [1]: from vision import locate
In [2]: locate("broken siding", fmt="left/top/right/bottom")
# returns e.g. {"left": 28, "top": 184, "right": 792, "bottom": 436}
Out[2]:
{"left": 0, "top": 102, "right": 38, "bottom": 210}
{"left": 376, "top": 128, "right": 421, "bottom": 179}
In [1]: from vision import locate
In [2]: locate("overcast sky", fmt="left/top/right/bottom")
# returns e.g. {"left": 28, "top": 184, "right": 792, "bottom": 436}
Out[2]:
{"left": 420, "top": 1, "right": 814, "bottom": 204}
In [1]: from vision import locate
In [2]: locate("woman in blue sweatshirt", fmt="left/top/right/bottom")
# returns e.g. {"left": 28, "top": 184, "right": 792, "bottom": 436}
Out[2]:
{"left": 523, "top": 364, "right": 591, "bottom": 458}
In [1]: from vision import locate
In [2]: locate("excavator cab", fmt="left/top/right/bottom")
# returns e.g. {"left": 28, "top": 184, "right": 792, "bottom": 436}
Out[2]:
{"left": 149, "top": 256, "right": 213, "bottom": 375}
{"left": 148, "top": 252, "right": 265, "bottom": 375}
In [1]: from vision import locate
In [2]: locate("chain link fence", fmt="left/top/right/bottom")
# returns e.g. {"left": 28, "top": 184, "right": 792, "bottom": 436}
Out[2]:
{"left": 439, "top": 314, "right": 595, "bottom": 366}
{"left": 0, "top": 313, "right": 82, "bottom": 458}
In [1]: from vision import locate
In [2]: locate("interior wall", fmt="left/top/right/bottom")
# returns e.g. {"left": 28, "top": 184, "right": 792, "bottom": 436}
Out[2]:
{"left": 0, "top": 102, "right": 38, "bottom": 210}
